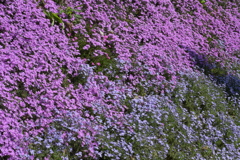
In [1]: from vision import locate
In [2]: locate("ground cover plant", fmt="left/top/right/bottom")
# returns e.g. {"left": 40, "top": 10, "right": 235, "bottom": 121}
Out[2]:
{"left": 0, "top": 0, "right": 239, "bottom": 159}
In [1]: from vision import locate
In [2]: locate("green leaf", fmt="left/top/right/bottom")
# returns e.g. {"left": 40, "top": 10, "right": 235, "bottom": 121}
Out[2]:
{"left": 44, "top": 11, "right": 63, "bottom": 26}
{"left": 49, "top": 12, "right": 63, "bottom": 23}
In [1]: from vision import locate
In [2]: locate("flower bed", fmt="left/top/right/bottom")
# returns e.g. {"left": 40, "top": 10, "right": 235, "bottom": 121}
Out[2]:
{"left": 0, "top": 0, "right": 239, "bottom": 159}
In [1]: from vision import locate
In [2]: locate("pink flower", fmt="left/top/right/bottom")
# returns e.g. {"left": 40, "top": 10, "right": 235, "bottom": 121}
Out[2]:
{"left": 103, "top": 35, "right": 108, "bottom": 41}
{"left": 83, "top": 44, "right": 90, "bottom": 50}
{"left": 78, "top": 130, "right": 85, "bottom": 138}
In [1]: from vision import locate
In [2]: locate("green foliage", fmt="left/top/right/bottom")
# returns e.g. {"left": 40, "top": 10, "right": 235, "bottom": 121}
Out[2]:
{"left": 163, "top": 115, "right": 197, "bottom": 159}
{"left": 172, "top": 74, "right": 228, "bottom": 115}
{"left": 199, "top": 0, "right": 206, "bottom": 4}
{"left": 44, "top": 11, "right": 64, "bottom": 27}
{"left": 216, "top": 139, "right": 225, "bottom": 149}
{"left": 52, "top": 0, "right": 66, "bottom": 6}
{"left": 76, "top": 39, "right": 120, "bottom": 80}
{"left": 234, "top": 138, "right": 240, "bottom": 148}
{"left": 210, "top": 67, "right": 227, "bottom": 76}
{"left": 59, "top": 6, "right": 83, "bottom": 21}
{"left": 9, "top": 81, "right": 29, "bottom": 98}
{"left": 29, "top": 139, "right": 82, "bottom": 160}
{"left": 121, "top": 96, "right": 134, "bottom": 114}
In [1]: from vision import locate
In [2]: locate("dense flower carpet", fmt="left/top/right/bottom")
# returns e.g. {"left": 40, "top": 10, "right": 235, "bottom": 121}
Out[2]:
{"left": 0, "top": 0, "right": 239, "bottom": 159}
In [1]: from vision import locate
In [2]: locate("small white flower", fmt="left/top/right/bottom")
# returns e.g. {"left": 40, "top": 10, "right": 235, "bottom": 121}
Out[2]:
{"left": 75, "top": 152, "right": 82, "bottom": 157}
{"left": 99, "top": 31, "right": 104, "bottom": 36}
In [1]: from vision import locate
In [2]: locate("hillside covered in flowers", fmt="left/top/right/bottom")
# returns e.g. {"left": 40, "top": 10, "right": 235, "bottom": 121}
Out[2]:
{"left": 0, "top": 0, "right": 239, "bottom": 159}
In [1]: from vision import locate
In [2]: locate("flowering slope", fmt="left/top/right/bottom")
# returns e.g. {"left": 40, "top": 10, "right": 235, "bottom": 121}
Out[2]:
{"left": 0, "top": 0, "right": 239, "bottom": 159}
